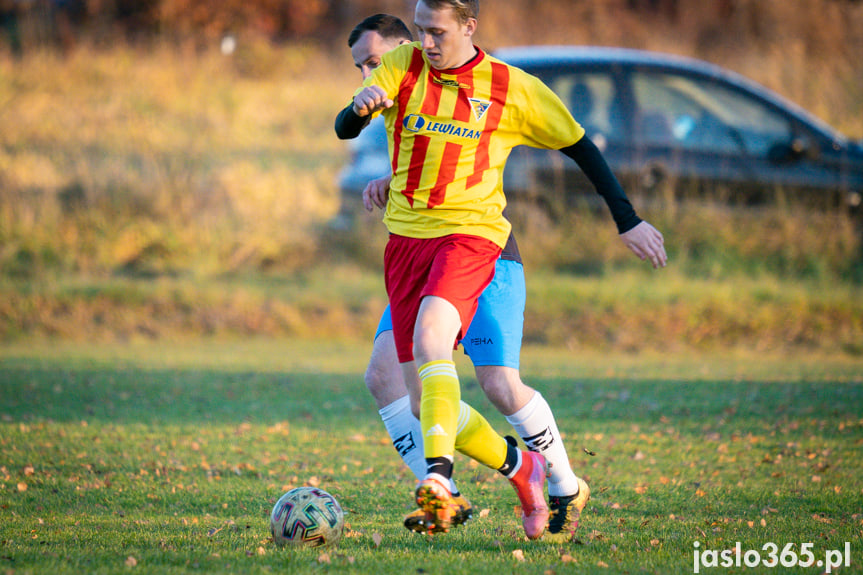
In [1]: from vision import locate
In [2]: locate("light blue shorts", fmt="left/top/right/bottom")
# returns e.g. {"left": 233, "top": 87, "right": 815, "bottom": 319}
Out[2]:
{"left": 374, "top": 259, "right": 525, "bottom": 369}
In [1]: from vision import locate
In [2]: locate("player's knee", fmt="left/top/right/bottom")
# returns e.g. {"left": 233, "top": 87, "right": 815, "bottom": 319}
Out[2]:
{"left": 412, "top": 327, "right": 452, "bottom": 363}
{"left": 476, "top": 366, "right": 534, "bottom": 415}
{"left": 477, "top": 366, "right": 518, "bottom": 394}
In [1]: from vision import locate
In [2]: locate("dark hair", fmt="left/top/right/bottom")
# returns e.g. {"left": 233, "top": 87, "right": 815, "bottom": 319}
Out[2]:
{"left": 348, "top": 13, "right": 413, "bottom": 48}
{"left": 419, "top": 0, "right": 479, "bottom": 24}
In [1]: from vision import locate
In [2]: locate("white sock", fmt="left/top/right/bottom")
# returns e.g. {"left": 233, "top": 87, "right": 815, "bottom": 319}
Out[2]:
{"left": 505, "top": 391, "right": 580, "bottom": 497}
{"left": 378, "top": 396, "right": 461, "bottom": 495}
{"left": 379, "top": 396, "right": 426, "bottom": 481}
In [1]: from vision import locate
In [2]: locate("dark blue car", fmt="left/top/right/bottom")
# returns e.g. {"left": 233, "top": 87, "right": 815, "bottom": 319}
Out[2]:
{"left": 337, "top": 46, "right": 863, "bottom": 223}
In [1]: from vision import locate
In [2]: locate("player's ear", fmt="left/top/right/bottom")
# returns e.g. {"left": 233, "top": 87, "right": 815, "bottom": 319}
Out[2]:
{"left": 464, "top": 18, "right": 477, "bottom": 37}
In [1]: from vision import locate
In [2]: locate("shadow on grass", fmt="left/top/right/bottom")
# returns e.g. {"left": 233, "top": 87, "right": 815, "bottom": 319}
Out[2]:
{"left": 0, "top": 365, "right": 374, "bottom": 426}
{"left": 2, "top": 363, "right": 861, "bottom": 431}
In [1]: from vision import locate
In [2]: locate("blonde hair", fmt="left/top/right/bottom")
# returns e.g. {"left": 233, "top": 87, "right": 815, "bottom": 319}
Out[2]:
{"left": 420, "top": 0, "right": 479, "bottom": 24}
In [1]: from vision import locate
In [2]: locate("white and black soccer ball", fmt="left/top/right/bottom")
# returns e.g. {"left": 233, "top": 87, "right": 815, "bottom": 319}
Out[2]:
{"left": 270, "top": 487, "right": 345, "bottom": 548}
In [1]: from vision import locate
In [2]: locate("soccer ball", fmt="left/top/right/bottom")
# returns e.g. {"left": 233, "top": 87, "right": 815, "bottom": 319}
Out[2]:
{"left": 270, "top": 487, "right": 345, "bottom": 548}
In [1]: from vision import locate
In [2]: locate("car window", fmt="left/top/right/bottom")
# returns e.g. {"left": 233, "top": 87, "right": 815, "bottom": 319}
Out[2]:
{"left": 540, "top": 71, "right": 623, "bottom": 143}
{"left": 631, "top": 71, "right": 793, "bottom": 156}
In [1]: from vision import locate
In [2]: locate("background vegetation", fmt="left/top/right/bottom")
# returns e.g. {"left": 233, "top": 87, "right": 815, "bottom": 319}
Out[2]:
{"left": 1, "top": 0, "right": 862, "bottom": 353}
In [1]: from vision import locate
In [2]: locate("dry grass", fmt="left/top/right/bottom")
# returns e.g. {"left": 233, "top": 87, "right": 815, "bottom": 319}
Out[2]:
{"left": 0, "top": 41, "right": 353, "bottom": 277}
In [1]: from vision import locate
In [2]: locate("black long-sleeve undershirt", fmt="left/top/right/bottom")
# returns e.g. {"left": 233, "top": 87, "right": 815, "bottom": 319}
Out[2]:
{"left": 335, "top": 104, "right": 368, "bottom": 140}
{"left": 560, "top": 136, "right": 642, "bottom": 234}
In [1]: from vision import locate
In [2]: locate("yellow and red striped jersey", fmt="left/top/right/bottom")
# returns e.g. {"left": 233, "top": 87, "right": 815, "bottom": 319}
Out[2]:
{"left": 356, "top": 43, "right": 584, "bottom": 249}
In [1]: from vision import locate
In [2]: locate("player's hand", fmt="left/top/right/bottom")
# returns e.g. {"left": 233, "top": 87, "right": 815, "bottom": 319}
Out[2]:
{"left": 620, "top": 221, "right": 667, "bottom": 269}
{"left": 352, "top": 85, "right": 393, "bottom": 117}
{"left": 363, "top": 175, "right": 392, "bottom": 212}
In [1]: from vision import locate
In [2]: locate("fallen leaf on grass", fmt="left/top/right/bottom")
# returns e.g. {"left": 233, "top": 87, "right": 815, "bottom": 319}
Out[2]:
{"left": 317, "top": 553, "right": 330, "bottom": 564}
{"left": 596, "top": 561, "right": 609, "bottom": 568}
{"left": 812, "top": 514, "right": 832, "bottom": 524}
{"left": 479, "top": 508, "right": 490, "bottom": 518}
{"left": 372, "top": 533, "right": 383, "bottom": 547}
{"left": 512, "top": 549, "right": 525, "bottom": 562}
{"left": 125, "top": 556, "right": 137, "bottom": 567}
{"left": 17, "top": 483, "right": 27, "bottom": 492}
{"left": 560, "top": 554, "right": 576, "bottom": 563}
{"left": 256, "top": 547, "right": 266, "bottom": 556}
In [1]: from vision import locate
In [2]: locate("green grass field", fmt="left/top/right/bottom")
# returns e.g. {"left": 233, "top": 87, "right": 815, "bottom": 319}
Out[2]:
{"left": 1, "top": 340, "right": 861, "bottom": 574}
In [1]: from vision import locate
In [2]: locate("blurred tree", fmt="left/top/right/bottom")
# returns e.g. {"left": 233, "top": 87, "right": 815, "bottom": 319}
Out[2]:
{"left": 112, "top": 0, "right": 160, "bottom": 40}
{"left": 0, "top": 0, "right": 23, "bottom": 57}
{"left": 627, "top": 0, "right": 679, "bottom": 22}
{"left": 4, "top": 0, "right": 861, "bottom": 62}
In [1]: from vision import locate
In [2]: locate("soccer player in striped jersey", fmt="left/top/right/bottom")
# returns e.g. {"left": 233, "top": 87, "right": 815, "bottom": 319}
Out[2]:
{"left": 336, "top": 0, "right": 666, "bottom": 539}
{"left": 348, "top": 13, "right": 590, "bottom": 541}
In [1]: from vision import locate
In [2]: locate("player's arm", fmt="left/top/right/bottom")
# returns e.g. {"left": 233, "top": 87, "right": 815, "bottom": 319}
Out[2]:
{"left": 335, "top": 104, "right": 370, "bottom": 140}
{"left": 559, "top": 136, "right": 640, "bottom": 233}
{"left": 335, "top": 85, "right": 394, "bottom": 140}
{"left": 560, "top": 136, "right": 667, "bottom": 268}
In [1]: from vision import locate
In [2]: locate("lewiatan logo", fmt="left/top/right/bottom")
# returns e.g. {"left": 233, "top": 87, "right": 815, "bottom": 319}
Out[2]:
{"left": 403, "top": 114, "right": 482, "bottom": 140}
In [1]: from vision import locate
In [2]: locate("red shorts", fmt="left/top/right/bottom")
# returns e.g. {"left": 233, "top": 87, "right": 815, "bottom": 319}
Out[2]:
{"left": 384, "top": 234, "right": 501, "bottom": 363}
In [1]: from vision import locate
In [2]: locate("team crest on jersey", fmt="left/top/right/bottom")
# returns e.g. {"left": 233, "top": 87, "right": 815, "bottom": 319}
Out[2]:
{"left": 468, "top": 98, "right": 492, "bottom": 121}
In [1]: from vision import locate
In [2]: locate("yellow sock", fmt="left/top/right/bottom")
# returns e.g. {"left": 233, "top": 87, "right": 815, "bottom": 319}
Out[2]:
{"left": 455, "top": 402, "right": 508, "bottom": 470}
{"left": 418, "top": 360, "right": 460, "bottom": 461}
